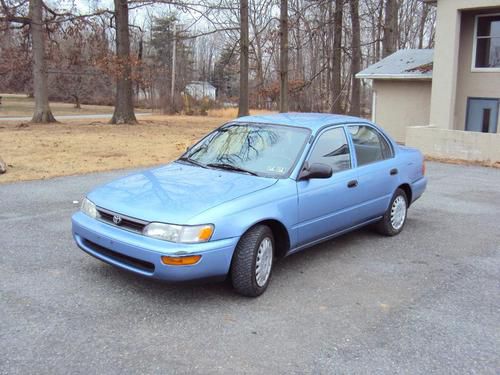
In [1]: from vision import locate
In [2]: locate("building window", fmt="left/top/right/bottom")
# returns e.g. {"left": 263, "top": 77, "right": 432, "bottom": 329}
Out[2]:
{"left": 474, "top": 14, "right": 500, "bottom": 69}
{"left": 466, "top": 98, "right": 499, "bottom": 133}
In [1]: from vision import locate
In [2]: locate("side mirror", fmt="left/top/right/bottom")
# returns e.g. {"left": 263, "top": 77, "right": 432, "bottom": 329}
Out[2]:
{"left": 298, "top": 162, "right": 333, "bottom": 180}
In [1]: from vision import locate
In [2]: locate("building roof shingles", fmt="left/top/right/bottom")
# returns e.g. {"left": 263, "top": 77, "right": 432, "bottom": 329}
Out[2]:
{"left": 356, "top": 49, "right": 434, "bottom": 80}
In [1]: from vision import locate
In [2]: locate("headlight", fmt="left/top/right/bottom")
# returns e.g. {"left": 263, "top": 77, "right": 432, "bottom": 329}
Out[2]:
{"left": 80, "top": 198, "right": 100, "bottom": 219}
{"left": 143, "top": 223, "right": 214, "bottom": 243}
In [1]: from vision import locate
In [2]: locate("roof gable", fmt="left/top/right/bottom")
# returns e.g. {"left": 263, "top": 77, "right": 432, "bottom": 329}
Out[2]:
{"left": 356, "top": 49, "right": 434, "bottom": 80}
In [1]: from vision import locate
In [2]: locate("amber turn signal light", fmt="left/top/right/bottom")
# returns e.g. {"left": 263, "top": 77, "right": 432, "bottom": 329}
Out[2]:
{"left": 197, "top": 226, "right": 214, "bottom": 242}
{"left": 161, "top": 255, "right": 202, "bottom": 266}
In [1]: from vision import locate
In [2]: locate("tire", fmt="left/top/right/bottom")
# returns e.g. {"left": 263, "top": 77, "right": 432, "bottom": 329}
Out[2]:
{"left": 231, "top": 225, "right": 274, "bottom": 297}
{"left": 375, "top": 188, "right": 408, "bottom": 236}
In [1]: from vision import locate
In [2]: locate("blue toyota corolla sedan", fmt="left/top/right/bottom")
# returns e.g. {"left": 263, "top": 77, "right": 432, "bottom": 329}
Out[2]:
{"left": 72, "top": 113, "right": 427, "bottom": 296}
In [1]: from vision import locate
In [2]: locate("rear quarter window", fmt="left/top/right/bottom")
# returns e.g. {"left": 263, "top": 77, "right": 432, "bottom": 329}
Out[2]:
{"left": 348, "top": 125, "right": 393, "bottom": 166}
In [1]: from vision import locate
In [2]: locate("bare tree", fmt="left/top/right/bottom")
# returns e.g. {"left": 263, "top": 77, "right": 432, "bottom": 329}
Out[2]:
{"left": 0, "top": 0, "right": 437, "bottom": 117}
{"left": 330, "top": 0, "right": 343, "bottom": 113}
{"left": 110, "top": 0, "right": 137, "bottom": 124}
{"left": 382, "top": 0, "right": 398, "bottom": 57}
{"left": 0, "top": 0, "right": 57, "bottom": 122}
{"left": 238, "top": 0, "right": 249, "bottom": 117}
{"left": 30, "top": 0, "right": 56, "bottom": 122}
{"left": 349, "top": 0, "right": 360, "bottom": 116}
{"left": 279, "top": 0, "right": 288, "bottom": 113}
{"left": 418, "top": 1, "right": 430, "bottom": 49}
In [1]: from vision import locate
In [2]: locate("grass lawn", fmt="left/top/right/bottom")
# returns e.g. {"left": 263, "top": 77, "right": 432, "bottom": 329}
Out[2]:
{"left": 0, "top": 94, "right": 123, "bottom": 117}
{"left": 0, "top": 109, "right": 272, "bottom": 184}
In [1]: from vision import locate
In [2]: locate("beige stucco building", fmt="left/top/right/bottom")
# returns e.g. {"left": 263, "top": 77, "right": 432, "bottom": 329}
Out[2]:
{"left": 359, "top": 0, "right": 500, "bottom": 163}
{"left": 357, "top": 49, "right": 434, "bottom": 143}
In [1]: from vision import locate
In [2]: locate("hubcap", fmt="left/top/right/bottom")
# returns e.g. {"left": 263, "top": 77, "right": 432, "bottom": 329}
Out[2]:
{"left": 255, "top": 237, "right": 273, "bottom": 287}
{"left": 390, "top": 195, "right": 407, "bottom": 230}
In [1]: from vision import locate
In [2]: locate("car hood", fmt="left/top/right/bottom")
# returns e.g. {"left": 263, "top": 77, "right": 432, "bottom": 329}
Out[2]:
{"left": 87, "top": 162, "right": 278, "bottom": 224}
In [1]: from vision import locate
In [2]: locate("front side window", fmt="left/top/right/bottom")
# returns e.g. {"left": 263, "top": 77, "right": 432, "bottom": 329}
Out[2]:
{"left": 182, "top": 123, "right": 310, "bottom": 178}
{"left": 475, "top": 15, "right": 500, "bottom": 68}
{"left": 348, "top": 125, "right": 392, "bottom": 166}
{"left": 308, "top": 127, "right": 351, "bottom": 173}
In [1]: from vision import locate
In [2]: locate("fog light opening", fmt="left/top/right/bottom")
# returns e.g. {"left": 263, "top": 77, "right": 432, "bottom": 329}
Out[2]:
{"left": 161, "top": 255, "right": 202, "bottom": 266}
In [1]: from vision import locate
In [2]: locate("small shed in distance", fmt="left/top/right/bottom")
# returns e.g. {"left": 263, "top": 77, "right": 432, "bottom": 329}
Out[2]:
{"left": 184, "top": 81, "right": 217, "bottom": 101}
{"left": 356, "top": 49, "right": 434, "bottom": 143}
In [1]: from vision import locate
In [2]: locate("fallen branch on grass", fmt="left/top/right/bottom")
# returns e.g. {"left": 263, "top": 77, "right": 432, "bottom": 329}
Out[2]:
{"left": 0, "top": 156, "right": 6, "bottom": 174}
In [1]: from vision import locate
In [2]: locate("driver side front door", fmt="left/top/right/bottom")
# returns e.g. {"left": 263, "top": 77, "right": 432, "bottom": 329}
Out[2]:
{"left": 296, "top": 126, "right": 362, "bottom": 246}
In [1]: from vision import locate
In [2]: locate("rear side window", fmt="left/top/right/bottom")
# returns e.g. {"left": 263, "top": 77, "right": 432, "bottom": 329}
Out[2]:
{"left": 348, "top": 125, "right": 393, "bottom": 166}
{"left": 308, "top": 127, "right": 351, "bottom": 173}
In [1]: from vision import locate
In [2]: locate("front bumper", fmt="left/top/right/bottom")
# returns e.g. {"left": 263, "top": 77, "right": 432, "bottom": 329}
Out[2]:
{"left": 72, "top": 212, "right": 238, "bottom": 282}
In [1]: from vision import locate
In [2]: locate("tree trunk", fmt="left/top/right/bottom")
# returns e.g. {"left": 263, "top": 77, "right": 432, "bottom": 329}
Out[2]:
{"left": 418, "top": 2, "right": 429, "bottom": 49}
{"left": 170, "top": 25, "right": 177, "bottom": 114}
{"left": 375, "top": 2, "right": 383, "bottom": 62}
{"left": 136, "top": 35, "right": 143, "bottom": 97}
{"left": 111, "top": 0, "right": 137, "bottom": 124}
{"left": 294, "top": 3, "right": 304, "bottom": 81}
{"left": 349, "top": 0, "right": 361, "bottom": 116}
{"left": 238, "top": 0, "right": 249, "bottom": 117}
{"left": 29, "top": 0, "right": 56, "bottom": 123}
{"left": 279, "top": 0, "right": 289, "bottom": 113}
{"left": 326, "top": 1, "right": 333, "bottom": 109}
{"left": 72, "top": 94, "right": 81, "bottom": 109}
{"left": 382, "top": 0, "right": 398, "bottom": 57}
{"left": 330, "top": 0, "right": 343, "bottom": 114}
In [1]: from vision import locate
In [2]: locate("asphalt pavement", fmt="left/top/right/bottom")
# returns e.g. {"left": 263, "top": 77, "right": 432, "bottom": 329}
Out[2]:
{"left": 0, "top": 162, "right": 499, "bottom": 374}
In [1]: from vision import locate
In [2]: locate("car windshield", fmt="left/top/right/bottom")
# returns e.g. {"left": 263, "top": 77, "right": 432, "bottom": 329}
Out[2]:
{"left": 181, "top": 123, "right": 311, "bottom": 178}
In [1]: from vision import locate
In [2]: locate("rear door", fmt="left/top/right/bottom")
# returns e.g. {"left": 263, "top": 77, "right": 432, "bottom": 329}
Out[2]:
{"left": 296, "top": 126, "right": 361, "bottom": 246}
{"left": 346, "top": 124, "right": 399, "bottom": 221}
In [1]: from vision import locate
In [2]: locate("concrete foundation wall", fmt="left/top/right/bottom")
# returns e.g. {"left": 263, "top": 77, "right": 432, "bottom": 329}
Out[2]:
{"left": 373, "top": 80, "right": 432, "bottom": 142}
{"left": 406, "top": 125, "right": 500, "bottom": 162}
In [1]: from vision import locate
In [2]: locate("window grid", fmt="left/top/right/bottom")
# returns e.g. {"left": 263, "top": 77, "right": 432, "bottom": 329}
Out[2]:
{"left": 473, "top": 13, "right": 500, "bottom": 70}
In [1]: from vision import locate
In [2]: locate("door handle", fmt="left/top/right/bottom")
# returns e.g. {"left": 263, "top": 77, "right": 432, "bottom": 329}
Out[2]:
{"left": 347, "top": 180, "right": 358, "bottom": 188}
{"left": 390, "top": 168, "right": 398, "bottom": 176}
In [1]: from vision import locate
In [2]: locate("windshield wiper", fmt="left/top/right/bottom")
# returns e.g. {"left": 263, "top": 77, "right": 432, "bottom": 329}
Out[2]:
{"left": 177, "top": 156, "right": 207, "bottom": 169}
{"left": 206, "top": 163, "right": 258, "bottom": 176}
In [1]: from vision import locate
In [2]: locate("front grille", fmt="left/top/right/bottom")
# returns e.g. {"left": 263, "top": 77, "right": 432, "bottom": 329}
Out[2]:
{"left": 96, "top": 207, "right": 148, "bottom": 234}
{"left": 83, "top": 239, "right": 155, "bottom": 273}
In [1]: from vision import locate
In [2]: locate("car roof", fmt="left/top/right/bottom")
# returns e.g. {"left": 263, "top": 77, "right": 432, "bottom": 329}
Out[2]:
{"left": 233, "top": 113, "right": 368, "bottom": 132}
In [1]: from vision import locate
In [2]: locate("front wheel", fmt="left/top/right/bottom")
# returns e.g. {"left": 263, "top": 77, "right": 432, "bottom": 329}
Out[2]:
{"left": 375, "top": 188, "right": 408, "bottom": 236}
{"left": 231, "top": 225, "right": 274, "bottom": 297}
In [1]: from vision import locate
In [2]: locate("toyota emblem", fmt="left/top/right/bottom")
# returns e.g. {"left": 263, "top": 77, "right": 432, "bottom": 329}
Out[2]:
{"left": 112, "top": 215, "right": 123, "bottom": 225}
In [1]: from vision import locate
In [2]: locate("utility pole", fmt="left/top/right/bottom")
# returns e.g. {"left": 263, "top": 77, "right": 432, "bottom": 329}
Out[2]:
{"left": 171, "top": 23, "right": 177, "bottom": 112}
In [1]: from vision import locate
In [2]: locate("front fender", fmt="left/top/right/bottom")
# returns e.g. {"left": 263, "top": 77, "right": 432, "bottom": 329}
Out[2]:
{"left": 190, "top": 179, "right": 299, "bottom": 248}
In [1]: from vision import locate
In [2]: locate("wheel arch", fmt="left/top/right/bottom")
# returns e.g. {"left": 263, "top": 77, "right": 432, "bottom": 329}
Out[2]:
{"left": 398, "top": 183, "right": 413, "bottom": 206}
{"left": 238, "top": 219, "right": 291, "bottom": 259}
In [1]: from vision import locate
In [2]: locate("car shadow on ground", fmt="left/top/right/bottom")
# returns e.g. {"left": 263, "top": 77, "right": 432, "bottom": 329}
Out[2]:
{"left": 83, "top": 224, "right": 394, "bottom": 303}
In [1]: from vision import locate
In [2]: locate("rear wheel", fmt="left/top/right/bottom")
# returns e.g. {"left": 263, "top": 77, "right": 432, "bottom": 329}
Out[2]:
{"left": 231, "top": 225, "right": 274, "bottom": 297}
{"left": 375, "top": 188, "right": 408, "bottom": 236}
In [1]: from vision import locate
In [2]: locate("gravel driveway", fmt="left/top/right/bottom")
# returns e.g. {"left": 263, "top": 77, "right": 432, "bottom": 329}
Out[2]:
{"left": 1, "top": 162, "right": 499, "bottom": 374}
